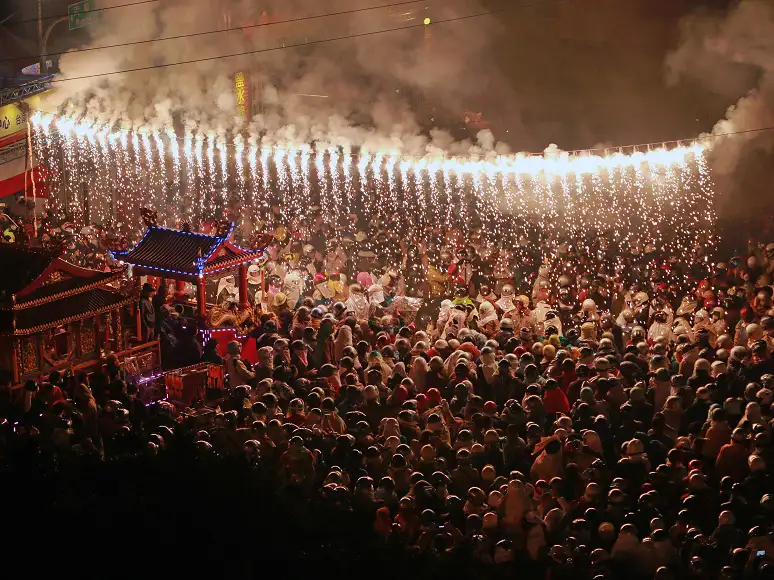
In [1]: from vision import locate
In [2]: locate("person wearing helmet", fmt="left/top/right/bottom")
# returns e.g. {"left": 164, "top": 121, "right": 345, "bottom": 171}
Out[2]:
{"left": 496, "top": 284, "right": 517, "bottom": 315}
{"left": 426, "top": 247, "right": 453, "bottom": 301}
{"left": 290, "top": 306, "right": 312, "bottom": 340}
{"left": 557, "top": 286, "right": 577, "bottom": 329}
{"left": 367, "top": 284, "right": 387, "bottom": 314}
{"left": 532, "top": 264, "right": 551, "bottom": 305}
{"left": 763, "top": 242, "right": 774, "bottom": 278}
{"left": 282, "top": 262, "right": 307, "bottom": 309}
{"left": 312, "top": 272, "right": 333, "bottom": 306}
{"left": 330, "top": 301, "right": 347, "bottom": 321}
{"left": 711, "top": 306, "right": 728, "bottom": 340}
{"left": 225, "top": 340, "right": 255, "bottom": 387}
{"left": 648, "top": 311, "right": 673, "bottom": 344}
{"left": 631, "top": 291, "right": 651, "bottom": 326}
{"left": 492, "top": 248, "right": 514, "bottom": 294}
{"left": 309, "top": 306, "right": 325, "bottom": 330}
{"left": 534, "top": 279, "right": 551, "bottom": 306}
{"left": 344, "top": 284, "right": 370, "bottom": 322}
{"left": 579, "top": 298, "right": 600, "bottom": 324}
{"left": 753, "top": 289, "right": 773, "bottom": 318}
{"left": 312, "top": 317, "right": 336, "bottom": 368}
{"left": 280, "top": 435, "right": 315, "bottom": 491}
{"left": 515, "top": 295, "right": 537, "bottom": 335}
{"left": 216, "top": 274, "right": 239, "bottom": 308}
{"left": 245, "top": 264, "right": 263, "bottom": 305}
{"left": 693, "top": 309, "right": 719, "bottom": 348}
{"left": 476, "top": 301, "right": 500, "bottom": 339}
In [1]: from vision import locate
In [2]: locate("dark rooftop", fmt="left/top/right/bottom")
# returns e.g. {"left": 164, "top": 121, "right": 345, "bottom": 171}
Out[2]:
{"left": 16, "top": 270, "right": 118, "bottom": 306}
{"left": 0, "top": 245, "right": 56, "bottom": 297}
{"left": 114, "top": 227, "right": 221, "bottom": 275}
{"left": 11, "top": 288, "right": 130, "bottom": 334}
{"left": 115, "top": 225, "right": 262, "bottom": 276}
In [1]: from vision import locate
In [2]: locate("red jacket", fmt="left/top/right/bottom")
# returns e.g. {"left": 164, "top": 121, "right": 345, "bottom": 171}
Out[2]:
{"left": 543, "top": 388, "right": 570, "bottom": 415}
{"left": 715, "top": 441, "right": 750, "bottom": 482}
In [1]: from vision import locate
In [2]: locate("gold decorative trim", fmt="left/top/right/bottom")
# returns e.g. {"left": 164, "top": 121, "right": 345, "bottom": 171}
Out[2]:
{"left": 10, "top": 296, "right": 133, "bottom": 336}
{"left": 14, "top": 271, "right": 124, "bottom": 310}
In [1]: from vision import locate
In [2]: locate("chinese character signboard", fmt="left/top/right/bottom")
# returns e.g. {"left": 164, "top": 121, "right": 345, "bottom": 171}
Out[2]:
{"left": 235, "top": 72, "right": 249, "bottom": 118}
{"left": 0, "top": 103, "right": 30, "bottom": 142}
{"left": 69, "top": 0, "right": 96, "bottom": 31}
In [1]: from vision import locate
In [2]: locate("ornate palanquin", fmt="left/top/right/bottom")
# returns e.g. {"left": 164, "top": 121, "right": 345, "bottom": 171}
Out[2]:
{"left": 111, "top": 221, "right": 267, "bottom": 335}
{"left": 0, "top": 245, "right": 158, "bottom": 386}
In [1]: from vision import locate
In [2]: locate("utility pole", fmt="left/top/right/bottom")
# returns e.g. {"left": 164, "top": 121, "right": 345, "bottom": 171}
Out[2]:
{"left": 37, "top": 0, "right": 43, "bottom": 55}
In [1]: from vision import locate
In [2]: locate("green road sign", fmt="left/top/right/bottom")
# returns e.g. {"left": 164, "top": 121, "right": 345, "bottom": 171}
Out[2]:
{"left": 68, "top": 0, "right": 96, "bottom": 31}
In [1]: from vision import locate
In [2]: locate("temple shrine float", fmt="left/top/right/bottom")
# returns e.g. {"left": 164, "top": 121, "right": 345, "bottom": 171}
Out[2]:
{"left": 0, "top": 243, "right": 159, "bottom": 389}
{"left": 112, "top": 211, "right": 272, "bottom": 406}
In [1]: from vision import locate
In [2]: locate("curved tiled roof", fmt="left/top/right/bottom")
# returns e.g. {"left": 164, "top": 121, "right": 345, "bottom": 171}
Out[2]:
{"left": 0, "top": 245, "right": 56, "bottom": 297}
{"left": 114, "top": 225, "right": 262, "bottom": 277}
{"left": 114, "top": 227, "right": 221, "bottom": 275}
{"left": 14, "top": 270, "right": 122, "bottom": 309}
{"left": 9, "top": 288, "right": 132, "bottom": 335}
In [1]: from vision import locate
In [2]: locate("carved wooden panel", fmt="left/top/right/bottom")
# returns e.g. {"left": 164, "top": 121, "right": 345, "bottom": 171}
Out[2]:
{"left": 68, "top": 325, "right": 78, "bottom": 358}
{"left": 14, "top": 340, "right": 22, "bottom": 381}
{"left": 21, "top": 337, "right": 39, "bottom": 374}
{"left": 114, "top": 311, "right": 123, "bottom": 351}
{"left": 137, "top": 351, "right": 156, "bottom": 372}
{"left": 80, "top": 324, "right": 96, "bottom": 355}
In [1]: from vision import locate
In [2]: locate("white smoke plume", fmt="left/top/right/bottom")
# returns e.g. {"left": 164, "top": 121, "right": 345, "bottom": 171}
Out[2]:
{"left": 666, "top": 0, "right": 774, "bottom": 212}
{"left": 45, "top": 0, "right": 512, "bottom": 157}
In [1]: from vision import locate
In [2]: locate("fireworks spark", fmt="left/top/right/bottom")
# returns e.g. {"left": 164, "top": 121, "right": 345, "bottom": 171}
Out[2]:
{"left": 29, "top": 112, "right": 716, "bottom": 264}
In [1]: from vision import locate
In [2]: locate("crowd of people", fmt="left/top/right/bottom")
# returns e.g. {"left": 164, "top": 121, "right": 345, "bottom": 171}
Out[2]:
{"left": 3, "top": 201, "right": 774, "bottom": 579}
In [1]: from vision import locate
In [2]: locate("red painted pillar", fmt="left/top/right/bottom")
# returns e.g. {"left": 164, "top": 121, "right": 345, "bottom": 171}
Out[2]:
{"left": 134, "top": 274, "right": 142, "bottom": 341}
{"left": 95, "top": 315, "right": 101, "bottom": 352}
{"left": 174, "top": 279, "right": 186, "bottom": 300}
{"left": 238, "top": 264, "right": 249, "bottom": 310}
{"left": 196, "top": 277, "right": 207, "bottom": 320}
{"left": 103, "top": 315, "right": 110, "bottom": 349}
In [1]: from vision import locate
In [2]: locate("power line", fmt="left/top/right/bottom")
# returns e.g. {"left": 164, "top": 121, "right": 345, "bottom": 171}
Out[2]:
{"left": 0, "top": 0, "right": 450, "bottom": 63}
{"left": 3, "top": 0, "right": 160, "bottom": 27}
{"left": 6, "top": 0, "right": 672, "bottom": 65}
{"left": 566, "top": 125, "right": 774, "bottom": 156}
{"left": 42, "top": 1, "right": 572, "bottom": 86}
{"left": 0, "top": 11, "right": 19, "bottom": 26}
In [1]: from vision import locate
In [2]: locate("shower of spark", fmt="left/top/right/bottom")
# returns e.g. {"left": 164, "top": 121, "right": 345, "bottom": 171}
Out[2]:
{"left": 194, "top": 134, "right": 205, "bottom": 222}
{"left": 247, "top": 142, "right": 258, "bottom": 214}
{"left": 206, "top": 133, "right": 216, "bottom": 216}
{"left": 29, "top": 112, "right": 716, "bottom": 265}
{"left": 234, "top": 134, "right": 246, "bottom": 209}
{"left": 217, "top": 138, "right": 229, "bottom": 215}
{"left": 183, "top": 130, "right": 195, "bottom": 225}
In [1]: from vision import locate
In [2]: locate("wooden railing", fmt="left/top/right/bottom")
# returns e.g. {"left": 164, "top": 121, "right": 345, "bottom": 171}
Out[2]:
{"left": 13, "top": 340, "right": 160, "bottom": 389}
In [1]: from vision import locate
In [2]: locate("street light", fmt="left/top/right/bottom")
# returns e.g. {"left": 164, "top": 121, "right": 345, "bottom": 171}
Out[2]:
{"left": 37, "top": 0, "right": 68, "bottom": 75}
{"left": 41, "top": 16, "right": 68, "bottom": 75}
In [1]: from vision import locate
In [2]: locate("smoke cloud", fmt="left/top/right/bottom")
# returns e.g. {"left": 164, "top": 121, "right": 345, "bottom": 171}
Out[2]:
{"left": 666, "top": 0, "right": 774, "bottom": 218}
{"left": 46, "top": 0, "right": 516, "bottom": 156}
